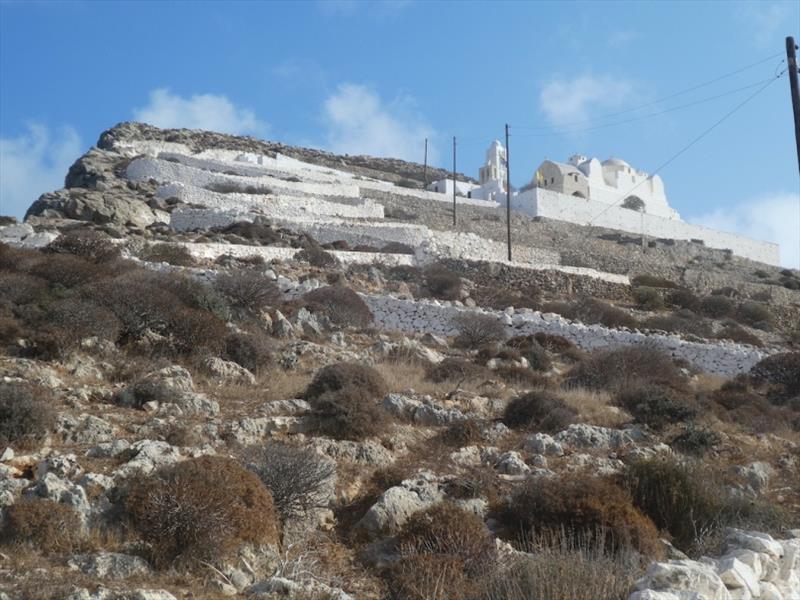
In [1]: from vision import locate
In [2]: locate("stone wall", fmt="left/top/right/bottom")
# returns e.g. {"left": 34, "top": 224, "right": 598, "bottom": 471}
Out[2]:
{"left": 361, "top": 294, "right": 770, "bottom": 376}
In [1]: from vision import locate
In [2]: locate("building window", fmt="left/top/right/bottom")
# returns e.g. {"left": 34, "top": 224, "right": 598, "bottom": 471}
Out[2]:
{"left": 551, "top": 177, "right": 555, "bottom": 184}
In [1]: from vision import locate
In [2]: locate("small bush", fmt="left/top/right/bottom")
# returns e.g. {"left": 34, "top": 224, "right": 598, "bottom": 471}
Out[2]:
{"left": 41, "top": 297, "right": 122, "bottom": 352}
{"left": 216, "top": 220, "right": 282, "bottom": 244}
{"left": 631, "top": 275, "right": 679, "bottom": 289}
{"left": 495, "top": 365, "right": 551, "bottom": 388}
{"left": 396, "top": 503, "right": 495, "bottom": 574}
{"left": 750, "top": 352, "right": 800, "bottom": 398}
{"left": 28, "top": 253, "right": 111, "bottom": 288}
{"left": 616, "top": 385, "right": 697, "bottom": 430}
{"left": 567, "top": 345, "right": 685, "bottom": 392}
{"left": 388, "top": 554, "right": 472, "bottom": 600}
{"left": 734, "top": 301, "right": 774, "bottom": 331}
{"left": 496, "top": 476, "right": 662, "bottom": 557}
{"left": 503, "top": 391, "right": 577, "bottom": 433}
{"left": 506, "top": 335, "right": 552, "bottom": 371}
{"left": 548, "top": 297, "right": 638, "bottom": 329}
{"left": 424, "top": 264, "right": 462, "bottom": 301}
{"left": 471, "top": 284, "right": 541, "bottom": 311}
{"left": 439, "top": 420, "right": 484, "bottom": 447}
{"left": 425, "top": 358, "right": 490, "bottom": 384}
{"left": 215, "top": 269, "right": 280, "bottom": 315}
{"left": 667, "top": 288, "right": 700, "bottom": 311}
{"left": 2, "top": 498, "right": 83, "bottom": 554}
{"left": 125, "top": 455, "right": 279, "bottom": 568}
{"left": 0, "top": 272, "right": 48, "bottom": 305}
{"left": 381, "top": 242, "right": 415, "bottom": 255}
{"left": 223, "top": 330, "right": 273, "bottom": 374}
{"left": 245, "top": 442, "right": 335, "bottom": 521}
{"left": 311, "top": 385, "right": 390, "bottom": 440}
{"left": 699, "top": 295, "right": 735, "bottom": 318}
{"left": 633, "top": 287, "right": 665, "bottom": 311}
{"left": 45, "top": 230, "right": 120, "bottom": 263}
{"left": 0, "top": 383, "right": 55, "bottom": 448}
{"left": 302, "top": 286, "right": 373, "bottom": 328}
{"left": 533, "top": 332, "right": 583, "bottom": 361}
{"left": 304, "top": 362, "right": 388, "bottom": 402}
{"left": 165, "top": 275, "right": 231, "bottom": 321}
{"left": 715, "top": 323, "right": 763, "bottom": 347}
{"left": 669, "top": 426, "right": 721, "bottom": 456}
{"left": 644, "top": 311, "right": 711, "bottom": 337}
{"left": 295, "top": 245, "right": 340, "bottom": 268}
{"left": 453, "top": 312, "right": 507, "bottom": 349}
{"left": 139, "top": 243, "right": 196, "bottom": 266}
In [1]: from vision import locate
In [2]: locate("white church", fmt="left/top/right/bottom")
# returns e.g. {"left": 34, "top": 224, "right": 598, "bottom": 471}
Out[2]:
{"left": 425, "top": 140, "right": 779, "bottom": 266}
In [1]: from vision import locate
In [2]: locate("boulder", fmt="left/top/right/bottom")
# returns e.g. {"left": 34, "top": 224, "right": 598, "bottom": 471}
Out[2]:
{"left": 634, "top": 560, "right": 731, "bottom": 600}
{"left": 356, "top": 470, "right": 444, "bottom": 537}
{"left": 204, "top": 357, "right": 256, "bottom": 386}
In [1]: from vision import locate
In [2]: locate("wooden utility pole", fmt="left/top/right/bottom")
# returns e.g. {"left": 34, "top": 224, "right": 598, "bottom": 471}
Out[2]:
{"left": 786, "top": 37, "right": 800, "bottom": 175}
{"left": 423, "top": 138, "right": 428, "bottom": 188}
{"left": 505, "top": 124, "right": 512, "bottom": 261}
{"left": 452, "top": 136, "right": 457, "bottom": 226}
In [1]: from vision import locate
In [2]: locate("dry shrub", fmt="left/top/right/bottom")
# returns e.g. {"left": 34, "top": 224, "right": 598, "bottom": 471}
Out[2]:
{"left": 0, "top": 271, "right": 48, "bottom": 305}
{"left": 700, "top": 295, "right": 735, "bottom": 318}
{"left": 633, "top": 287, "right": 665, "bottom": 311}
{"left": 168, "top": 305, "right": 228, "bottom": 356}
{"left": 496, "top": 476, "right": 662, "bottom": 558}
{"left": 45, "top": 230, "right": 120, "bottom": 263}
{"left": 304, "top": 362, "right": 388, "bottom": 402}
{"left": 28, "top": 253, "right": 112, "bottom": 288}
{"left": 125, "top": 455, "right": 280, "bottom": 568}
{"left": 668, "top": 288, "right": 700, "bottom": 311}
{"left": 734, "top": 301, "right": 774, "bottom": 331}
{"left": 0, "top": 383, "right": 55, "bottom": 448}
{"left": 567, "top": 345, "right": 685, "bottom": 392}
{"left": 439, "top": 419, "right": 485, "bottom": 448}
{"left": 139, "top": 243, "right": 196, "bottom": 266}
{"left": 2, "top": 498, "right": 83, "bottom": 554}
{"left": 644, "top": 311, "right": 711, "bottom": 338}
{"left": 381, "top": 242, "right": 415, "bottom": 255}
{"left": 215, "top": 269, "right": 280, "bottom": 315}
{"left": 311, "top": 385, "right": 390, "bottom": 440}
{"left": 615, "top": 385, "right": 697, "bottom": 430}
{"left": 453, "top": 312, "right": 507, "bottom": 349}
{"left": 302, "top": 286, "right": 373, "bottom": 328}
{"left": 471, "top": 284, "right": 541, "bottom": 311}
{"left": 216, "top": 220, "right": 281, "bottom": 244}
{"left": 424, "top": 264, "right": 462, "bottom": 301}
{"left": 710, "top": 386, "right": 793, "bottom": 433}
{"left": 506, "top": 335, "right": 551, "bottom": 371}
{"left": 545, "top": 298, "right": 637, "bottom": 329}
{"left": 0, "top": 242, "right": 41, "bottom": 271}
{"left": 41, "top": 297, "right": 122, "bottom": 352}
{"left": 388, "top": 554, "right": 471, "bottom": 600}
{"left": 244, "top": 441, "right": 336, "bottom": 521}
{"left": 396, "top": 503, "right": 495, "bottom": 574}
{"left": 631, "top": 274, "right": 679, "bottom": 289}
{"left": 165, "top": 275, "right": 232, "bottom": 322}
{"left": 502, "top": 391, "right": 577, "bottom": 433}
{"left": 296, "top": 245, "right": 340, "bottom": 268}
{"left": 669, "top": 426, "right": 721, "bottom": 457}
{"left": 533, "top": 332, "right": 583, "bottom": 361}
{"left": 0, "top": 315, "right": 22, "bottom": 346}
{"left": 425, "top": 358, "right": 490, "bottom": 384}
{"left": 495, "top": 365, "right": 551, "bottom": 388}
{"left": 223, "top": 330, "right": 274, "bottom": 374}
{"left": 715, "top": 323, "right": 763, "bottom": 347}
{"left": 478, "top": 529, "right": 640, "bottom": 600}
{"left": 750, "top": 352, "right": 800, "bottom": 393}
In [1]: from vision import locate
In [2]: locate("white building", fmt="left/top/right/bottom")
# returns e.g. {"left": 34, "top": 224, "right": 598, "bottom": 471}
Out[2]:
{"left": 426, "top": 178, "right": 480, "bottom": 198}
{"left": 426, "top": 139, "right": 508, "bottom": 202}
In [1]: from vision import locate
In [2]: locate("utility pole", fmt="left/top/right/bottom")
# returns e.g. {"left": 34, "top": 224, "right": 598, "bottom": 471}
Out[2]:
{"left": 452, "top": 136, "right": 457, "bottom": 226}
{"left": 423, "top": 138, "right": 428, "bottom": 188}
{"left": 505, "top": 124, "right": 512, "bottom": 262}
{"left": 786, "top": 37, "right": 800, "bottom": 175}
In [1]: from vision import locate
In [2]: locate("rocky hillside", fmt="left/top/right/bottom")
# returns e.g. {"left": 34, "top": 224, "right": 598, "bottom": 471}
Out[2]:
{"left": 0, "top": 123, "right": 798, "bottom": 599}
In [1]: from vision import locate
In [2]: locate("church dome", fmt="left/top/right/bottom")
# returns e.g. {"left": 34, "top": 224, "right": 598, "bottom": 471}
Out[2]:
{"left": 602, "top": 157, "right": 630, "bottom": 168}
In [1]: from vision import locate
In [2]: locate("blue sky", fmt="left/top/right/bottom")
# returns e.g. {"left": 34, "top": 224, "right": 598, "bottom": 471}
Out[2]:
{"left": 1, "top": 0, "right": 799, "bottom": 266}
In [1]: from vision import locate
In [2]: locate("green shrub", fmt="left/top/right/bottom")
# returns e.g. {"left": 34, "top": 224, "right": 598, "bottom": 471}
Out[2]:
{"left": 669, "top": 427, "right": 721, "bottom": 457}
{"left": 503, "top": 391, "right": 577, "bottom": 433}
{"left": 453, "top": 312, "right": 507, "bottom": 349}
{"left": 304, "top": 362, "right": 387, "bottom": 402}
{"left": 496, "top": 476, "right": 662, "bottom": 557}
{"left": 302, "top": 286, "right": 373, "bottom": 328}
{"left": 0, "top": 383, "right": 55, "bottom": 448}
{"left": 2, "top": 498, "right": 83, "bottom": 554}
{"left": 616, "top": 385, "right": 697, "bottom": 430}
{"left": 125, "top": 456, "right": 280, "bottom": 567}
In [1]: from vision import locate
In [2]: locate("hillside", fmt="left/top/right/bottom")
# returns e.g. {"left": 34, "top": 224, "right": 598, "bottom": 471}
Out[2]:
{"left": 0, "top": 122, "right": 798, "bottom": 599}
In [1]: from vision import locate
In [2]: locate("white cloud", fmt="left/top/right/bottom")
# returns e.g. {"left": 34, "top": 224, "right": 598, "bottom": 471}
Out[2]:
{"left": 322, "top": 83, "right": 434, "bottom": 162}
{"left": 133, "top": 89, "right": 267, "bottom": 136}
{"left": 539, "top": 75, "right": 637, "bottom": 129}
{"left": 0, "top": 123, "right": 82, "bottom": 219}
{"left": 737, "top": 1, "right": 796, "bottom": 47}
{"left": 691, "top": 192, "right": 800, "bottom": 268}
{"left": 607, "top": 30, "right": 640, "bottom": 48}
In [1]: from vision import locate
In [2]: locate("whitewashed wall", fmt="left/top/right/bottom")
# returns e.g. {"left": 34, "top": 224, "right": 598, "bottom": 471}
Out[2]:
{"left": 513, "top": 188, "right": 780, "bottom": 266}
{"left": 362, "top": 294, "right": 770, "bottom": 376}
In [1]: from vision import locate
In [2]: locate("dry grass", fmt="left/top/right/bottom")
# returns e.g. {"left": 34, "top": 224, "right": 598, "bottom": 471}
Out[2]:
{"left": 559, "top": 387, "right": 630, "bottom": 428}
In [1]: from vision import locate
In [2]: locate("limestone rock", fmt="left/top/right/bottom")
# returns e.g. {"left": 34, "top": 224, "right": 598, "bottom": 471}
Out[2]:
{"left": 204, "top": 356, "right": 256, "bottom": 386}
{"left": 58, "top": 414, "right": 118, "bottom": 444}
{"left": 68, "top": 552, "right": 152, "bottom": 580}
{"left": 356, "top": 470, "right": 444, "bottom": 537}
{"left": 634, "top": 560, "right": 731, "bottom": 600}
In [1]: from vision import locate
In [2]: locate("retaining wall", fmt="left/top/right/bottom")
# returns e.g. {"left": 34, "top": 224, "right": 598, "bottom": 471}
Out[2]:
{"left": 362, "top": 294, "right": 770, "bottom": 376}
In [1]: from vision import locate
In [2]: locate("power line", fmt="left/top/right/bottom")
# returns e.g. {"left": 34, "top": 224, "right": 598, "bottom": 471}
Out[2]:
{"left": 583, "top": 74, "right": 781, "bottom": 229}
{"left": 510, "top": 75, "right": 784, "bottom": 138}
{"left": 511, "top": 51, "right": 784, "bottom": 131}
